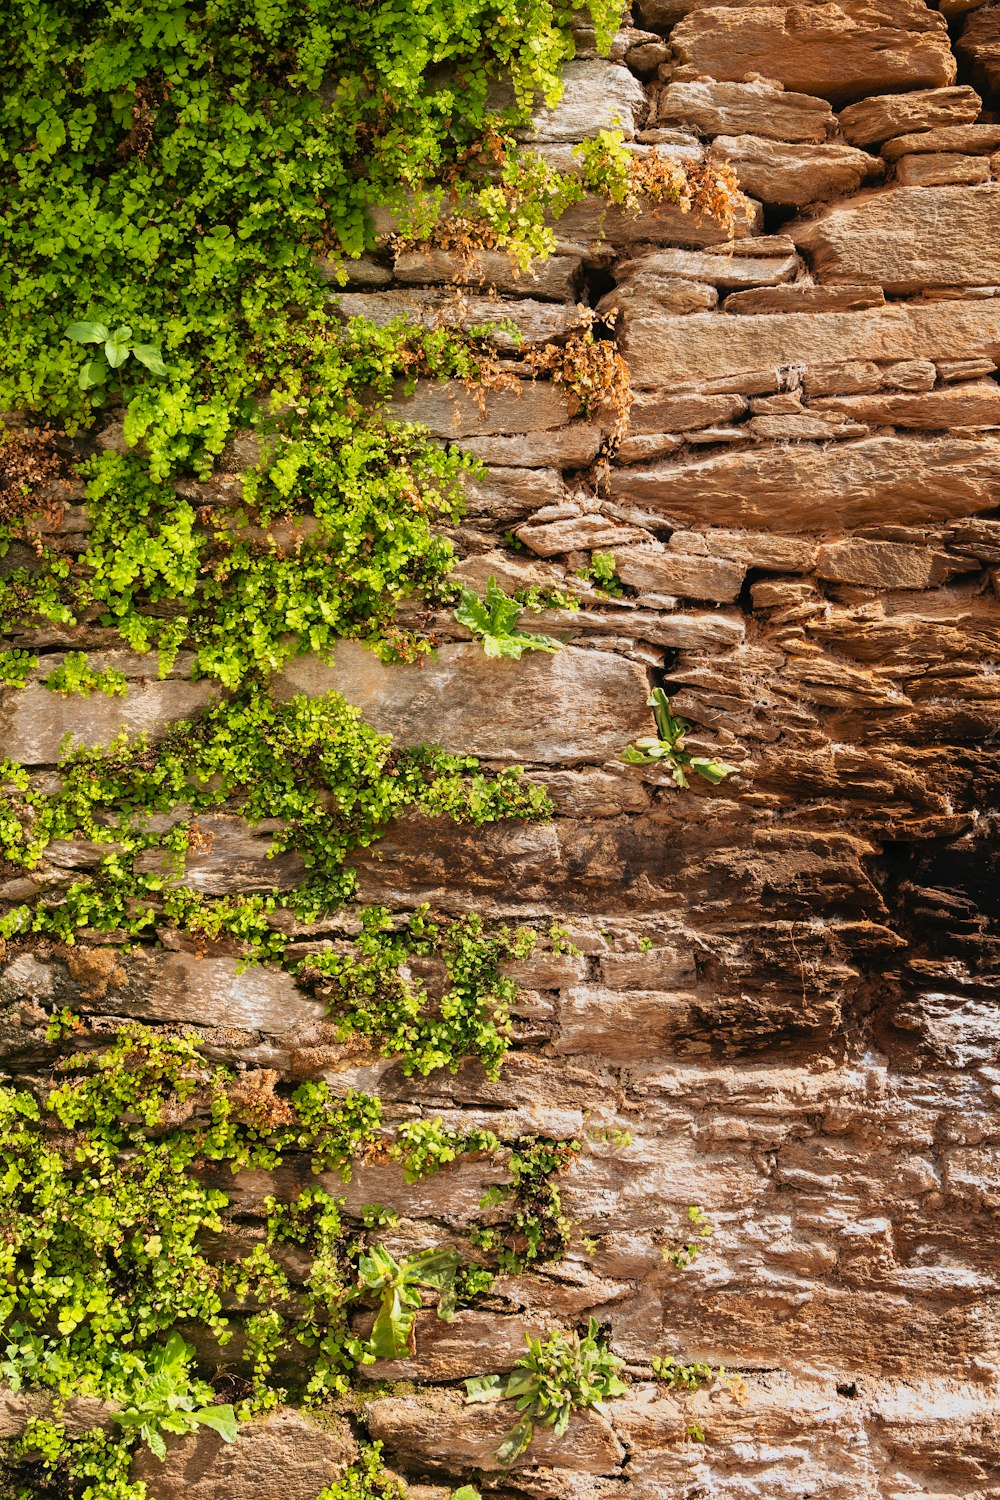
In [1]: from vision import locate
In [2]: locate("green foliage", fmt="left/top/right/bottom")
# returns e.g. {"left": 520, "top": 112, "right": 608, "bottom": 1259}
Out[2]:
{"left": 351, "top": 1243, "right": 460, "bottom": 1359}
{"left": 465, "top": 1318, "right": 626, "bottom": 1463}
{"left": 650, "top": 1355, "right": 716, "bottom": 1392}
{"left": 0, "top": 649, "right": 37, "bottom": 687}
{"left": 620, "top": 689, "right": 737, "bottom": 788}
{"left": 577, "top": 549, "right": 623, "bottom": 597}
{"left": 662, "top": 1206, "right": 714, "bottom": 1269}
{"left": 112, "top": 1333, "right": 237, "bottom": 1461}
{"left": 41, "top": 650, "right": 128, "bottom": 698}
{"left": 65, "top": 320, "right": 169, "bottom": 393}
{"left": 313, "top": 1444, "right": 407, "bottom": 1499}
{"left": 455, "top": 576, "right": 562, "bottom": 659}
{"left": 391, "top": 1118, "right": 501, "bottom": 1182}
{"left": 473, "top": 1136, "right": 579, "bottom": 1271}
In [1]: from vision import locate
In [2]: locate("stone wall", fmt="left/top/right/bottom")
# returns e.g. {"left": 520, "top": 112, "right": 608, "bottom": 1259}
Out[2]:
{"left": 3, "top": 1, "right": 1000, "bottom": 1496}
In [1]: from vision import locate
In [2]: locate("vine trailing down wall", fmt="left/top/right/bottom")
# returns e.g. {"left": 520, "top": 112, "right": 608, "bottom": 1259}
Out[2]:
{"left": 2, "top": 0, "right": 1000, "bottom": 1498}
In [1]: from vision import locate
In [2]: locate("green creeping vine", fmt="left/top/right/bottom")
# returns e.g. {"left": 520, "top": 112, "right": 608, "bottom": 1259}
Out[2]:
{"left": 0, "top": 1021, "right": 580, "bottom": 1497}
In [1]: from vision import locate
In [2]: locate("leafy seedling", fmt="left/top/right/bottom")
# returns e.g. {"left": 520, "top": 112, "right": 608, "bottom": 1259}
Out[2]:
{"left": 455, "top": 577, "right": 561, "bottom": 659}
{"left": 112, "top": 1332, "right": 238, "bottom": 1461}
{"left": 465, "top": 1318, "right": 627, "bottom": 1464}
{"left": 65, "top": 320, "right": 170, "bottom": 394}
{"left": 351, "top": 1243, "right": 460, "bottom": 1359}
{"left": 620, "top": 689, "right": 736, "bottom": 788}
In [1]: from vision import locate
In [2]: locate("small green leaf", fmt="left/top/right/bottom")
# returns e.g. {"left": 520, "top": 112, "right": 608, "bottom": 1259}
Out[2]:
{"left": 105, "top": 338, "right": 130, "bottom": 369}
{"left": 65, "top": 321, "right": 109, "bottom": 343}
{"left": 464, "top": 1374, "right": 503, "bottom": 1403}
{"left": 452, "top": 1488, "right": 482, "bottom": 1500}
{"left": 194, "top": 1405, "right": 238, "bottom": 1443}
{"left": 132, "top": 344, "right": 170, "bottom": 377}
{"left": 78, "top": 358, "right": 109, "bottom": 389}
{"left": 496, "top": 1414, "right": 534, "bottom": 1465}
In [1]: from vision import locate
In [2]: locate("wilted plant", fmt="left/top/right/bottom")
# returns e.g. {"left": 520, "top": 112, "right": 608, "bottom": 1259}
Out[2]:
{"left": 621, "top": 690, "right": 736, "bottom": 788}
{"left": 465, "top": 1318, "right": 626, "bottom": 1464}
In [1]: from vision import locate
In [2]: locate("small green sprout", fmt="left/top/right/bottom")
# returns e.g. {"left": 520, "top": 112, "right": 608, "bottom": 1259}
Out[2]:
{"left": 455, "top": 576, "right": 562, "bottom": 659}
{"left": 65, "top": 319, "right": 170, "bottom": 392}
{"left": 621, "top": 689, "right": 736, "bottom": 788}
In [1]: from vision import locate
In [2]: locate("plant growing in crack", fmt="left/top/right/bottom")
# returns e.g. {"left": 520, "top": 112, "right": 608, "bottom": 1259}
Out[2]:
{"left": 112, "top": 1331, "right": 238, "bottom": 1461}
{"left": 465, "top": 1318, "right": 626, "bottom": 1464}
{"left": 64, "top": 320, "right": 169, "bottom": 395}
{"left": 350, "top": 1243, "right": 460, "bottom": 1359}
{"left": 621, "top": 689, "right": 737, "bottom": 788}
{"left": 455, "top": 576, "right": 562, "bottom": 659}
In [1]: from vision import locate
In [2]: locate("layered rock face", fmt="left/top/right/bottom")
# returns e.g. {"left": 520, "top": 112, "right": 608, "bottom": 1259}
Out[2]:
{"left": 4, "top": 2, "right": 1000, "bottom": 1497}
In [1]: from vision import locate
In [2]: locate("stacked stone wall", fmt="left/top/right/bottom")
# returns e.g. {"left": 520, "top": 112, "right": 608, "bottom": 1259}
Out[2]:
{"left": 3, "top": 2, "right": 1000, "bottom": 1496}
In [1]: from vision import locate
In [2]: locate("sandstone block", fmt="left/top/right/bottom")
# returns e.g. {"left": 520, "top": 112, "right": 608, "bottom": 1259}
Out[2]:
{"left": 518, "top": 59, "right": 648, "bottom": 142}
{"left": 597, "top": 274, "right": 718, "bottom": 316}
{"left": 881, "top": 124, "right": 1000, "bottom": 160}
{"left": 333, "top": 289, "right": 586, "bottom": 349}
{"left": 792, "top": 185, "right": 1000, "bottom": 291}
{"left": 723, "top": 284, "right": 885, "bottom": 315}
{"left": 957, "top": 5, "right": 1000, "bottom": 95}
{"left": 0, "top": 679, "right": 216, "bottom": 766}
{"left": 461, "top": 423, "right": 606, "bottom": 469}
{"left": 132, "top": 1410, "right": 356, "bottom": 1500}
{"left": 276, "top": 642, "right": 651, "bottom": 765}
{"left": 612, "top": 544, "right": 745, "bottom": 602}
{"left": 809, "top": 383, "right": 1000, "bottom": 430}
{"left": 669, "top": 3, "right": 956, "bottom": 106}
{"left": 389, "top": 379, "right": 577, "bottom": 438}
{"left": 710, "top": 135, "right": 882, "bottom": 206}
{"left": 462, "top": 466, "right": 566, "bottom": 523}
{"left": 666, "top": 529, "right": 818, "bottom": 571}
{"left": 608, "top": 436, "right": 1000, "bottom": 531}
{"left": 362, "top": 1311, "right": 542, "bottom": 1381}
{"left": 746, "top": 412, "right": 858, "bottom": 440}
{"left": 515, "top": 514, "right": 651, "bottom": 556}
{"left": 392, "top": 247, "right": 581, "bottom": 301}
{"left": 658, "top": 78, "right": 835, "bottom": 142}
{"left": 614, "top": 247, "right": 799, "bottom": 294}
{"left": 630, "top": 391, "right": 748, "bottom": 432}
{"left": 815, "top": 538, "right": 958, "bottom": 589}
{"left": 552, "top": 191, "right": 763, "bottom": 253}
{"left": 894, "top": 153, "right": 992, "bottom": 187}
{"left": 838, "top": 85, "right": 983, "bottom": 147}
{"left": 621, "top": 301, "right": 1000, "bottom": 389}
{"left": 126, "top": 952, "right": 324, "bottom": 1038}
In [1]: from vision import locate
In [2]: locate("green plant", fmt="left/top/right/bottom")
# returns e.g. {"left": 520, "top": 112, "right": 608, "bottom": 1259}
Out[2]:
{"left": 465, "top": 1318, "right": 626, "bottom": 1463}
{"left": 351, "top": 1244, "right": 460, "bottom": 1359}
{"left": 455, "top": 577, "right": 562, "bottom": 659}
{"left": 314, "top": 1444, "right": 408, "bottom": 1498}
{"left": 0, "top": 649, "right": 37, "bottom": 687}
{"left": 663, "top": 1206, "right": 714, "bottom": 1269}
{"left": 621, "top": 690, "right": 737, "bottom": 788}
{"left": 578, "top": 549, "right": 623, "bottom": 596}
{"left": 64, "top": 320, "right": 169, "bottom": 394}
{"left": 113, "top": 1333, "right": 237, "bottom": 1461}
{"left": 41, "top": 651, "right": 128, "bottom": 698}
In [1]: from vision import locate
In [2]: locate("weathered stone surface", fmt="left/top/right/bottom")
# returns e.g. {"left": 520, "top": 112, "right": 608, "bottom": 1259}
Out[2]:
{"left": 392, "top": 247, "right": 581, "bottom": 301}
{"left": 613, "top": 247, "right": 799, "bottom": 296}
{"left": 132, "top": 1410, "right": 356, "bottom": 1500}
{"left": 838, "top": 85, "right": 983, "bottom": 146}
{"left": 332, "top": 288, "right": 585, "bottom": 348}
{"left": 629, "top": 391, "right": 748, "bottom": 433}
{"left": 125, "top": 953, "right": 324, "bottom": 1037}
{"left": 515, "top": 514, "right": 651, "bottom": 556}
{"left": 815, "top": 537, "right": 960, "bottom": 588}
{"left": 669, "top": 2, "right": 956, "bottom": 106}
{"left": 609, "top": 436, "right": 1000, "bottom": 531}
{"left": 666, "top": 528, "right": 818, "bottom": 571}
{"left": 552, "top": 190, "right": 763, "bottom": 253}
{"left": 881, "top": 124, "right": 1000, "bottom": 160}
{"left": 621, "top": 300, "right": 1000, "bottom": 388}
{"left": 658, "top": 78, "right": 835, "bottom": 142}
{"left": 611, "top": 544, "right": 745, "bottom": 602}
{"left": 710, "top": 134, "right": 882, "bottom": 205}
{"left": 519, "top": 59, "right": 648, "bottom": 142}
{"left": 723, "top": 283, "right": 885, "bottom": 315}
{"left": 389, "top": 379, "right": 577, "bottom": 437}
{"left": 957, "top": 5, "right": 1000, "bottom": 95}
{"left": 276, "top": 642, "right": 651, "bottom": 765}
{"left": 597, "top": 274, "right": 718, "bottom": 316}
{"left": 895, "top": 151, "right": 992, "bottom": 186}
{"left": 793, "top": 185, "right": 1000, "bottom": 291}
{"left": 0, "top": 678, "right": 215, "bottom": 766}
{"left": 809, "top": 382, "right": 1000, "bottom": 429}
{"left": 460, "top": 423, "right": 606, "bottom": 468}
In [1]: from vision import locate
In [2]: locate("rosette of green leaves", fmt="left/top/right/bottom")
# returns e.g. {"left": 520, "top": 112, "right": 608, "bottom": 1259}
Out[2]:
{"left": 465, "top": 1318, "right": 627, "bottom": 1464}
{"left": 112, "top": 1332, "right": 237, "bottom": 1461}
{"left": 620, "top": 689, "right": 737, "bottom": 788}
{"left": 351, "top": 1244, "right": 460, "bottom": 1360}
{"left": 455, "top": 577, "right": 561, "bottom": 659}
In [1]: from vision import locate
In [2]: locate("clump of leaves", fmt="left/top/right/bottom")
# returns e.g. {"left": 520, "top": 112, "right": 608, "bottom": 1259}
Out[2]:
{"left": 113, "top": 1332, "right": 237, "bottom": 1460}
{"left": 455, "top": 576, "right": 562, "bottom": 659}
{"left": 350, "top": 1244, "right": 460, "bottom": 1359}
{"left": 578, "top": 129, "right": 746, "bottom": 237}
{"left": 41, "top": 651, "right": 128, "bottom": 698}
{"left": 621, "top": 690, "right": 737, "bottom": 788}
{"left": 577, "top": 549, "right": 623, "bottom": 597}
{"left": 465, "top": 1318, "right": 626, "bottom": 1464}
{"left": 0, "top": 649, "right": 38, "bottom": 687}
{"left": 662, "top": 1205, "right": 714, "bottom": 1269}
{"left": 524, "top": 318, "right": 633, "bottom": 445}
{"left": 64, "top": 320, "right": 169, "bottom": 394}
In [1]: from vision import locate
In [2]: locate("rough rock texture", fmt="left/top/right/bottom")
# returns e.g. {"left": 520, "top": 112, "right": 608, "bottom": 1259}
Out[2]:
{"left": 4, "top": 5, "right": 1000, "bottom": 1499}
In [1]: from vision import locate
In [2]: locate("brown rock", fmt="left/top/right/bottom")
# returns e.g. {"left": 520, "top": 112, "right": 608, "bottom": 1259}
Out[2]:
{"left": 957, "top": 5, "right": 1000, "bottom": 95}
{"left": 515, "top": 514, "right": 651, "bottom": 556}
{"left": 461, "top": 424, "right": 606, "bottom": 469}
{"left": 881, "top": 124, "right": 1000, "bottom": 160}
{"left": 658, "top": 78, "right": 835, "bottom": 142}
{"left": 0, "top": 678, "right": 216, "bottom": 767}
{"left": 332, "top": 289, "right": 586, "bottom": 350}
{"left": 392, "top": 248, "right": 581, "bottom": 301}
{"left": 746, "top": 412, "right": 861, "bottom": 440}
{"left": 710, "top": 135, "right": 883, "bottom": 206}
{"left": 608, "top": 435, "right": 1000, "bottom": 531}
{"left": 666, "top": 528, "right": 818, "bottom": 570}
{"left": 462, "top": 466, "right": 567, "bottom": 524}
{"left": 388, "top": 379, "right": 576, "bottom": 437}
{"left": 815, "top": 538, "right": 959, "bottom": 588}
{"left": 553, "top": 189, "right": 763, "bottom": 254}
{"left": 724, "top": 284, "right": 885, "bottom": 315}
{"left": 621, "top": 300, "right": 1000, "bottom": 389}
{"left": 669, "top": 3, "right": 956, "bottom": 106}
{"left": 597, "top": 275, "right": 718, "bottom": 316}
{"left": 894, "top": 152, "right": 992, "bottom": 187}
{"left": 518, "top": 60, "right": 648, "bottom": 143}
{"left": 276, "top": 642, "right": 651, "bottom": 765}
{"left": 792, "top": 185, "right": 1000, "bottom": 291}
{"left": 614, "top": 247, "right": 799, "bottom": 293}
{"left": 362, "top": 1311, "right": 542, "bottom": 1381}
{"left": 809, "top": 383, "right": 1000, "bottom": 429}
{"left": 614, "top": 432, "right": 683, "bottom": 463}
{"left": 125, "top": 953, "right": 324, "bottom": 1038}
{"left": 629, "top": 391, "right": 748, "bottom": 432}
{"left": 803, "top": 360, "right": 883, "bottom": 396}
{"left": 132, "top": 1410, "right": 356, "bottom": 1500}
{"left": 612, "top": 544, "right": 746, "bottom": 601}
{"left": 838, "top": 86, "right": 983, "bottom": 148}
